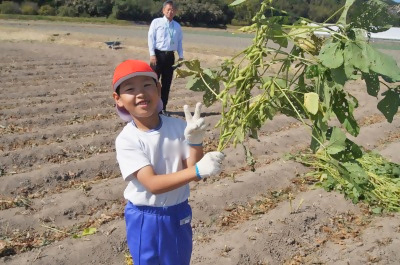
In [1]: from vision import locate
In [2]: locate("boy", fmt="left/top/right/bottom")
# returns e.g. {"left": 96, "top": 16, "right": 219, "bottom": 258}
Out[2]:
{"left": 112, "top": 60, "right": 224, "bottom": 265}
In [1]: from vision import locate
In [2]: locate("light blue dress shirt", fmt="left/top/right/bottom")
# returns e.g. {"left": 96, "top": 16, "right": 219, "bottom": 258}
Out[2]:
{"left": 148, "top": 16, "right": 183, "bottom": 59}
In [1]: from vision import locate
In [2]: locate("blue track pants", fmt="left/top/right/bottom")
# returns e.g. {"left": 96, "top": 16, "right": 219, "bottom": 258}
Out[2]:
{"left": 125, "top": 200, "right": 192, "bottom": 265}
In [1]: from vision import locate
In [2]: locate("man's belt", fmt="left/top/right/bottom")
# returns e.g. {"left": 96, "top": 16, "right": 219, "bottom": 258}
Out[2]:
{"left": 155, "top": 49, "right": 174, "bottom": 55}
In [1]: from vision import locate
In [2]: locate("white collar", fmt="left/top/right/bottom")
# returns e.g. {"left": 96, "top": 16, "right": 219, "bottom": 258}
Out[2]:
{"left": 163, "top": 16, "right": 173, "bottom": 23}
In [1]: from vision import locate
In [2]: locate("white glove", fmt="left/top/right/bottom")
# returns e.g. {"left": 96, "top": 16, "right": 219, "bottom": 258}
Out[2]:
{"left": 195, "top": 152, "right": 225, "bottom": 179}
{"left": 184, "top": 102, "right": 207, "bottom": 145}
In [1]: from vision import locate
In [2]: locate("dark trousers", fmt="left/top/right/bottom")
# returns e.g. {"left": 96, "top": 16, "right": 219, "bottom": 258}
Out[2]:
{"left": 153, "top": 50, "right": 175, "bottom": 111}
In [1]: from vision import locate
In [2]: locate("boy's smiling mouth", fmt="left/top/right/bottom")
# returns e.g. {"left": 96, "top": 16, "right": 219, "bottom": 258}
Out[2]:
{"left": 136, "top": 100, "right": 150, "bottom": 106}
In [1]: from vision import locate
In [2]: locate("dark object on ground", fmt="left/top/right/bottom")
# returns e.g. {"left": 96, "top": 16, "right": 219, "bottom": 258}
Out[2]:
{"left": 104, "top": 41, "right": 121, "bottom": 49}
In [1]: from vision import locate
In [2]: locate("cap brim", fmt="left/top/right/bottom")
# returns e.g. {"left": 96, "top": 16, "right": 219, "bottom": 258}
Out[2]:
{"left": 113, "top": 72, "right": 158, "bottom": 91}
{"left": 116, "top": 99, "right": 164, "bottom": 122}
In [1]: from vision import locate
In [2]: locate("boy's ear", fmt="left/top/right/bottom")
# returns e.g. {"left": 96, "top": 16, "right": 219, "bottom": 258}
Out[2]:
{"left": 113, "top": 92, "right": 124, "bottom": 108}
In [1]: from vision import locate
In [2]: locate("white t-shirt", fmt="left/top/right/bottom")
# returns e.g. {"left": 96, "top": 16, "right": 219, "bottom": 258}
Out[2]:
{"left": 115, "top": 115, "right": 190, "bottom": 207}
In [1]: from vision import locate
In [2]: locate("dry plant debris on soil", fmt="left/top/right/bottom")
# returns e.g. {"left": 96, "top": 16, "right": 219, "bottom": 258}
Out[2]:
{"left": 0, "top": 21, "right": 399, "bottom": 265}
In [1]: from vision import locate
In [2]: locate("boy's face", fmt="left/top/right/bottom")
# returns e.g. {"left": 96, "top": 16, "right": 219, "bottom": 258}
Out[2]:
{"left": 163, "top": 3, "right": 175, "bottom": 21}
{"left": 113, "top": 75, "right": 161, "bottom": 119}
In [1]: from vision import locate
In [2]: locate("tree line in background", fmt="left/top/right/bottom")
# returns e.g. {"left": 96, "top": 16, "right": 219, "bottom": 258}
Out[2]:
{"left": 0, "top": 0, "right": 399, "bottom": 27}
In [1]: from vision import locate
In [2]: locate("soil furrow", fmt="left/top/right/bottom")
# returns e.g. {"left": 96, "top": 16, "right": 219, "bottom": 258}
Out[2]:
{"left": 0, "top": 218, "right": 127, "bottom": 265}
{"left": 1, "top": 134, "right": 115, "bottom": 175}
{"left": 1, "top": 75, "right": 111, "bottom": 94}
{"left": 1, "top": 97, "right": 113, "bottom": 120}
{"left": 0, "top": 89, "right": 112, "bottom": 106}
{"left": 0, "top": 178, "right": 125, "bottom": 236}
{"left": 0, "top": 152, "right": 119, "bottom": 197}
{"left": 0, "top": 119, "right": 121, "bottom": 152}
{"left": 0, "top": 110, "right": 116, "bottom": 135}
{"left": 191, "top": 189, "right": 367, "bottom": 265}
{"left": 1, "top": 23, "right": 399, "bottom": 265}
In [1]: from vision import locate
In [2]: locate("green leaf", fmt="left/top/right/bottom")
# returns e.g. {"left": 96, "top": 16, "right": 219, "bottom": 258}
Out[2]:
{"left": 332, "top": 90, "right": 359, "bottom": 136}
{"left": 319, "top": 41, "right": 344, "bottom": 69}
{"left": 288, "top": 24, "right": 316, "bottom": 52}
{"left": 203, "top": 90, "right": 217, "bottom": 107}
{"left": 203, "top": 68, "right": 215, "bottom": 79}
{"left": 349, "top": 0, "right": 393, "bottom": 33}
{"left": 330, "top": 159, "right": 361, "bottom": 192}
{"left": 200, "top": 71, "right": 220, "bottom": 107}
{"left": 186, "top": 70, "right": 220, "bottom": 107}
{"left": 183, "top": 59, "right": 201, "bottom": 72}
{"left": 346, "top": 140, "right": 363, "bottom": 160}
{"left": 344, "top": 41, "right": 370, "bottom": 73}
{"left": 348, "top": 28, "right": 368, "bottom": 42}
{"left": 187, "top": 72, "right": 220, "bottom": 106}
{"left": 321, "top": 83, "right": 332, "bottom": 111}
{"left": 229, "top": 0, "right": 247, "bottom": 6}
{"left": 175, "top": 68, "right": 196, "bottom": 78}
{"left": 331, "top": 138, "right": 363, "bottom": 161}
{"left": 342, "top": 162, "right": 369, "bottom": 186}
{"left": 73, "top": 227, "right": 97, "bottom": 239}
{"left": 311, "top": 126, "right": 322, "bottom": 153}
{"left": 305, "top": 65, "right": 320, "bottom": 79}
{"left": 393, "top": 166, "right": 400, "bottom": 178}
{"left": 273, "top": 78, "right": 287, "bottom": 91}
{"left": 352, "top": 187, "right": 360, "bottom": 202}
{"left": 377, "top": 90, "right": 400, "bottom": 123}
{"left": 186, "top": 77, "right": 203, "bottom": 91}
{"left": 362, "top": 72, "right": 380, "bottom": 97}
{"left": 338, "top": 0, "right": 356, "bottom": 25}
{"left": 342, "top": 114, "right": 359, "bottom": 137}
{"left": 243, "top": 145, "right": 256, "bottom": 172}
{"left": 234, "top": 127, "right": 245, "bottom": 145}
{"left": 268, "top": 22, "right": 289, "bottom": 48}
{"left": 369, "top": 47, "right": 400, "bottom": 82}
{"left": 330, "top": 66, "right": 347, "bottom": 86}
{"left": 343, "top": 45, "right": 358, "bottom": 79}
{"left": 81, "top": 227, "right": 97, "bottom": 236}
{"left": 304, "top": 92, "right": 319, "bottom": 115}
{"left": 372, "top": 207, "right": 382, "bottom": 214}
{"left": 326, "top": 127, "right": 346, "bottom": 154}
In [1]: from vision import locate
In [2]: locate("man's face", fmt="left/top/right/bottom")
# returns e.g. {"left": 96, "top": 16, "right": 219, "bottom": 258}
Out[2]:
{"left": 163, "top": 3, "right": 175, "bottom": 21}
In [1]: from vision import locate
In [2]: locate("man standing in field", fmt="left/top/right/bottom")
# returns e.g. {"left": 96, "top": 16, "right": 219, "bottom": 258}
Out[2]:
{"left": 148, "top": 0, "right": 183, "bottom": 116}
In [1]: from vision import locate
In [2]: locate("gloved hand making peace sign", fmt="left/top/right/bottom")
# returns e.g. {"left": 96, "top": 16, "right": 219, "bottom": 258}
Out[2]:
{"left": 184, "top": 102, "right": 225, "bottom": 179}
{"left": 184, "top": 102, "right": 207, "bottom": 146}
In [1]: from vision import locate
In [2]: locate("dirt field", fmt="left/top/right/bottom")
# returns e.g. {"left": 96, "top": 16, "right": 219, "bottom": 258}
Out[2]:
{"left": 0, "top": 20, "right": 399, "bottom": 265}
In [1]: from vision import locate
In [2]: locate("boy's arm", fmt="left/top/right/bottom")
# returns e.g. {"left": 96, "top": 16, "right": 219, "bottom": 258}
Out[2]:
{"left": 135, "top": 102, "right": 223, "bottom": 195}
{"left": 136, "top": 165, "right": 197, "bottom": 194}
{"left": 136, "top": 152, "right": 224, "bottom": 194}
{"left": 185, "top": 145, "right": 203, "bottom": 168}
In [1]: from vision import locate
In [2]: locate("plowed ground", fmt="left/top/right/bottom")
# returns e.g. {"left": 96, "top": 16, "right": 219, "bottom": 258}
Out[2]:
{"left": 0, "top": 21, "right": 399, "bottom": 265}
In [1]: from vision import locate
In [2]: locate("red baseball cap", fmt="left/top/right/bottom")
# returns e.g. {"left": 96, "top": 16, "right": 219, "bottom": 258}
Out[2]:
{"left": 112, "top": 60, "right": 163, "bottom": 122}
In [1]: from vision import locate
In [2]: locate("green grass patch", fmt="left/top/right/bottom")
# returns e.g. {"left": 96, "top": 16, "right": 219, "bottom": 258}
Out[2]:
{"left": 0, "top": 14, "right": 256, "bottom": 39}
{"left": 0, "top": 14, "right": 132, "bottom": 26}
{"left": 371, "top": 41, "right": 400, "bottom": 50}
{"left": 181, "top": 25, "right": 254, "bottom": 38}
